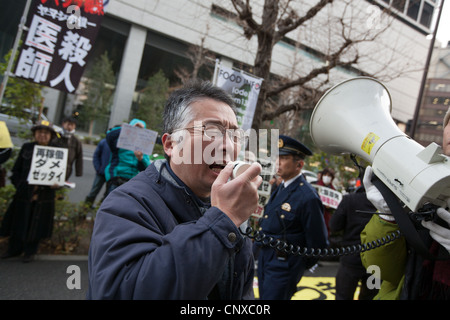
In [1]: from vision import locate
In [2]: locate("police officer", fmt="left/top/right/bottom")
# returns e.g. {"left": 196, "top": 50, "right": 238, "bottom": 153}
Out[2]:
{"left": 257, "top": 135, "right": 329, "bottom": 300}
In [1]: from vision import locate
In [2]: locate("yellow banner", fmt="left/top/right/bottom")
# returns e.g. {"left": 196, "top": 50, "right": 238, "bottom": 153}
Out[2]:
{"left": 254, "top": 276, "right": 337, "bottom": 300}
{"left": 0, "top": 121, "right": 13, "bottom": 148}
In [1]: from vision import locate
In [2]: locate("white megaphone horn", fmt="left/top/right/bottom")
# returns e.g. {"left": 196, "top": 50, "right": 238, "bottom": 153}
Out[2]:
{"left": 310, "top": 77, "right": 450, "bottom": 212}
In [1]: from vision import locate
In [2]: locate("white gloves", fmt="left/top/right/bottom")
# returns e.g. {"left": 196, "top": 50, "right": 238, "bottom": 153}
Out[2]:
{"left": 363, "top": 166, "right": 395, "bottom": 221}
{"left": 422, "top": 203, "right": 450, "bottom": 254}
{"left": 364, "top": 166, "right": 450, "bottom": 253}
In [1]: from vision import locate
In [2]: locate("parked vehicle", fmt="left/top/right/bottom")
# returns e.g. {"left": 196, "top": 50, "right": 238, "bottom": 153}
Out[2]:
{"left": 302, "top": 169, "right": 318, "bottom": 183}
{"left": 0, "top": 105, "right": 61, "bottom": 136}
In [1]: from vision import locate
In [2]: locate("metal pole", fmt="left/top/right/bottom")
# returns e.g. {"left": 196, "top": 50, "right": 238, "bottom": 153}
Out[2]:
{"left": 409, "top": 0, "right": 445, "bottom": 138}
{"left": 0, "top": 0, "right": 32, "bottom": 106}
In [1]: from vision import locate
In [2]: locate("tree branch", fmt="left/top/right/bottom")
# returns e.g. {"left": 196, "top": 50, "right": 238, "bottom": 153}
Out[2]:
{"left": 275, "top": 0, "right": 334, "bottom": 42}
{"left": 230, "top": 0, "right": 260, "bottom": 39}
{"left": 268, "top": 39, "right": 358, "bottom": 97}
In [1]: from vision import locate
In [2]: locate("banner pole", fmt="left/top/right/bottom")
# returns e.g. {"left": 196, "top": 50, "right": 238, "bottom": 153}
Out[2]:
{"left": 212, "top": 59, "right": 220, "bottom": 85}
{"left": 0, "top": 0, "right": 32, "bottom": 106}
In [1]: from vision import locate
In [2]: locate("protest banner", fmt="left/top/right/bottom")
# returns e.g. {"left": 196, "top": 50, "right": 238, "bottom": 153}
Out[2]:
{"left": 14, "top": 0, "right": 104, "bottom": 93}
{"left": 312, "top": 185, "right": 343, "bottom": 209}
{"left": 27, "top": 145, "right": 68, "bottom": 186}
{"left": 213, "top": 61, "right": 263, "bottom": 131}
{"left": 252, "top": 157, "right": 277, "bottom": 218}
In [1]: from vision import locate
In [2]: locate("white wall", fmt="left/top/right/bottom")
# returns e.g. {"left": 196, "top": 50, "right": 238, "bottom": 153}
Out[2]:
{"left": 102, "top": 0, "right": 432, "bottom": 124}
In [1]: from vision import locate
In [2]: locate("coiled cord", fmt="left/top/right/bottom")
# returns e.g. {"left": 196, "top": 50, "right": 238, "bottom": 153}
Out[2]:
{"left": 241, "top": 227, "right": 402, "bottom": 258}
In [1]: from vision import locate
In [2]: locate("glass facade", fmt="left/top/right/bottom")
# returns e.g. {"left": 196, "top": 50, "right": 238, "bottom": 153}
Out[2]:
{"left": 376, "top": 0, "right": 438, "bottom": 30}
{"left": 415, "top": 78, "right": 450, "bottom": 146}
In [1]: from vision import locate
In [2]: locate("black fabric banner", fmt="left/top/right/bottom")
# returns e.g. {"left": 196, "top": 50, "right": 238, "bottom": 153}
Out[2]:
{"left": 14, "top": 0, "right": 104, "bottom": 93}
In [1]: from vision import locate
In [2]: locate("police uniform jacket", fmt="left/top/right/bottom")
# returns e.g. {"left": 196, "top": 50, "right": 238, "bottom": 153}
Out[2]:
{"left": 259, "top": 174, "right": 329, "bottom": 266}
{"left": 87, "top": 159, "right": 254, "bottom": 299}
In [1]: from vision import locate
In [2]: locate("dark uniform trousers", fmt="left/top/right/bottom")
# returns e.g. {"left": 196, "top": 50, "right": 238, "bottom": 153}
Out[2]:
{"left": 257, "top": 175, "right": 328, "bottom": 300}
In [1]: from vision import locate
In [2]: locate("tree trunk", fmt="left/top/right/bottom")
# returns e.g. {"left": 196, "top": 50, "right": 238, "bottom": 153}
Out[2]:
{"left": 251, "top": 0, "right": 278, "bottom": 131}
{"left": 89, "top": 119, "right": 94, "bottom": 137}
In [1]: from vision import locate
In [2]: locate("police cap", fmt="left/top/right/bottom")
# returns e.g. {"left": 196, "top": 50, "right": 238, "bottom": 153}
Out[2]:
{"left": 278, "top": 135, "right": 312, "bottom": 158}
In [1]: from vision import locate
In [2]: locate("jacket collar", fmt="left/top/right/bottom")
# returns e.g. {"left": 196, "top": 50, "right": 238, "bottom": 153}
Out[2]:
{"left": 270, "top": 174, "right": 307, "bottom": 206}
{"left": 153, "top": 160, "right": 211, "bottom": 217}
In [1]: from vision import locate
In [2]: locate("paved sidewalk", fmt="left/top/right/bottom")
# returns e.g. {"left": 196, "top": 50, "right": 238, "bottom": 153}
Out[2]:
{"left": 0, "top": 255, "right": 88, "bottom": 300}
{"left": 0, "top": 253, "right": 339, "bottom": 300}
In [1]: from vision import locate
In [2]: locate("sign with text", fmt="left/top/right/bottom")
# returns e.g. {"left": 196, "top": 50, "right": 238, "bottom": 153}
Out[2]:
{"left": 27, "top": 145, "right": 68, "bottom": 186}
{"left": 14, "top": 0, "right": 104, "bottom": 93}
{"left": 214, "top": 63, "right": 263, "bottom": 130}
{"left": 252, "top": 157, "right": 276, "bottom": 218}
{"left": 312, "top": 185, "right": 343, "bottom": 209}
{"left": 117, "top": 123, "right": 158, "bottom": 155}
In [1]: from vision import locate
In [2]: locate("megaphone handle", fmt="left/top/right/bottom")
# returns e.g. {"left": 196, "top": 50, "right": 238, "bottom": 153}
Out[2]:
{"left": 371, "top": 176, "right": 435, "bottom": 260}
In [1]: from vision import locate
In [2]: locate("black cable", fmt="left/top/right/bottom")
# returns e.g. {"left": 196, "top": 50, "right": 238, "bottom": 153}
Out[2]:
{"left": 241, "top": 227, "right": 402, "bottom": 258}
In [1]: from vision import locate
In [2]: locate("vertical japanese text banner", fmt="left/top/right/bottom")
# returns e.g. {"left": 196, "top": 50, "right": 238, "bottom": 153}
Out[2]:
{"left": 214, "top": 63, "right": 263, "bottom": 131}
{"left": 14, "top": 0, "right": 105, "bottom": 93}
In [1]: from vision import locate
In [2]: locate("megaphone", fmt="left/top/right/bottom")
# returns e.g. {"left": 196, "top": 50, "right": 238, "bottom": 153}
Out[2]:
{"left": 310, "top": 77, "right": 450, "bottom": 213}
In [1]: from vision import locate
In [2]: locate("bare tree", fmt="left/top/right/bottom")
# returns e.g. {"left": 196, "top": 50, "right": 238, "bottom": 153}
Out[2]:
{"left": 227, "top": 0, "right": 416, "bottom": 130}
{"left": 175, "top": 25, "right": 216, "bottom": 84}
{"left": 175, "top": 35, "right": 215, "bottom": 83}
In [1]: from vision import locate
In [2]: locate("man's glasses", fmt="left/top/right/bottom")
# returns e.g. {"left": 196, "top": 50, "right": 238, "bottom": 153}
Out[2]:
{"left": 171, "top": 122, "right": 245, "bottom": 144}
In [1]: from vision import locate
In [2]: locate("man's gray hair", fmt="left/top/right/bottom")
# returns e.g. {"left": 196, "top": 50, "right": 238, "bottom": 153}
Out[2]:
{"left": 163, "top": 80, "right": 236, "bottom": 135}
{"left": 444, "top": 106, "right": 450, "bottom": 129}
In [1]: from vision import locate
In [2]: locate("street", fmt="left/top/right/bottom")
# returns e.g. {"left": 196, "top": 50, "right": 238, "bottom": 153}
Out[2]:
{"left": 0, "top": 254, "right": 339, "bottom": 300}
{"left": 0, "top": 255, "right": 89, "bottom": 300}
{"left": 65, "top": 143, "right": 106, "bottom": 204}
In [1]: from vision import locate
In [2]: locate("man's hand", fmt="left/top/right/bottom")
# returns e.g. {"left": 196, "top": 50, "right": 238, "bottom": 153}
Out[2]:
{"left": 134, "top": 150, "right": 143, "bottom": 161}
{"left": 211, "top": 162, "right": 262, "bottom": 227}
{"left": 422, "top": 202, "right": 450, "bottom": 254}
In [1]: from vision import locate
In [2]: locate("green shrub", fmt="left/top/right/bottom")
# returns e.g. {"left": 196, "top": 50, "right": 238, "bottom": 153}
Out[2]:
{"left": 0, "top": 185, "right": 95, "bottom": 255}
{"left": 0, "top": 184, "right": 15, "bottom": 220}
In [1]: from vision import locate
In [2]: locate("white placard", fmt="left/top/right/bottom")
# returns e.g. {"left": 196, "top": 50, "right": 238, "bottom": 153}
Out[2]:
{"left": 117, "top": 123, "right": 158, "bottom": 155}
{"left": 252, "top": 157, "right": 277, "bottom": 218}
{"left": 213, "top": 62, "right": 263, "bottom": 131}
{"left": 312, "top": 185, "right": 343, "bottom": 210}
{"left": 27, "top": 145, "right": 68, "bottom": 186}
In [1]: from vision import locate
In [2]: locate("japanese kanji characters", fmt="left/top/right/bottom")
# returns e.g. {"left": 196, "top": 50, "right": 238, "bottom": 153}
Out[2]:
{"left": 27, "top": 145, "right": 68, "bottom": 186}
{"left": 14, "top": 0, "right": 103, "bottom": 93}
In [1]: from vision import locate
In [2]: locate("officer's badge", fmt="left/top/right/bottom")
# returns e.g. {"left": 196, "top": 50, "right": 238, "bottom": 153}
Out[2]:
{"left": 281, "top": 203, "right": 291, "bottom": 212}
{"left": 278, "top": 138, "right": 284, "bottom": 148}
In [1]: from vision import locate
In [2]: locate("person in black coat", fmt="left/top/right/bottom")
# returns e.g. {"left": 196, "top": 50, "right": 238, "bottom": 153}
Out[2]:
{"left": 0, "top": 120, "right": 58, "bottom": 263}
{"left": 329, "top": 185, "right": 379, "bottom": 300}
{"left": 84, "top": 138, "right": 111, "bottom": 205}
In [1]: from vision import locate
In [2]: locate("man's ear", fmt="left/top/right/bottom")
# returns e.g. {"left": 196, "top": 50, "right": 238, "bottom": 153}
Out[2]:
{"left": 162, "top": 133, "right": 173, "bottom": 158}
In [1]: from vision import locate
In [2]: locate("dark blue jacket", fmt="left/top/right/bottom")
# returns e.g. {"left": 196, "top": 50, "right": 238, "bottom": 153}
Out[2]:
{"left": 93, "top": 138, "right": 110, "bottom": 176}
{"left": 259, "top": 174, "right": 329, "bottom": 267}
{"left": 87, "top": 160, "right": 254, "bottom": 299}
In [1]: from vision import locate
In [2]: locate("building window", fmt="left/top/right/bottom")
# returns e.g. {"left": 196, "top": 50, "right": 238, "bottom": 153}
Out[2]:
{"left": 420, "top": 2, "right": 434, "bottom": 28}
{"left": 374, "top": 0, "right": 436, "bottom": 32}
{"left": 407, "top": 0, "right": 421, "bottom": 20}
{"left": 392, "top": 0, "right": 406, "bottom": 12}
